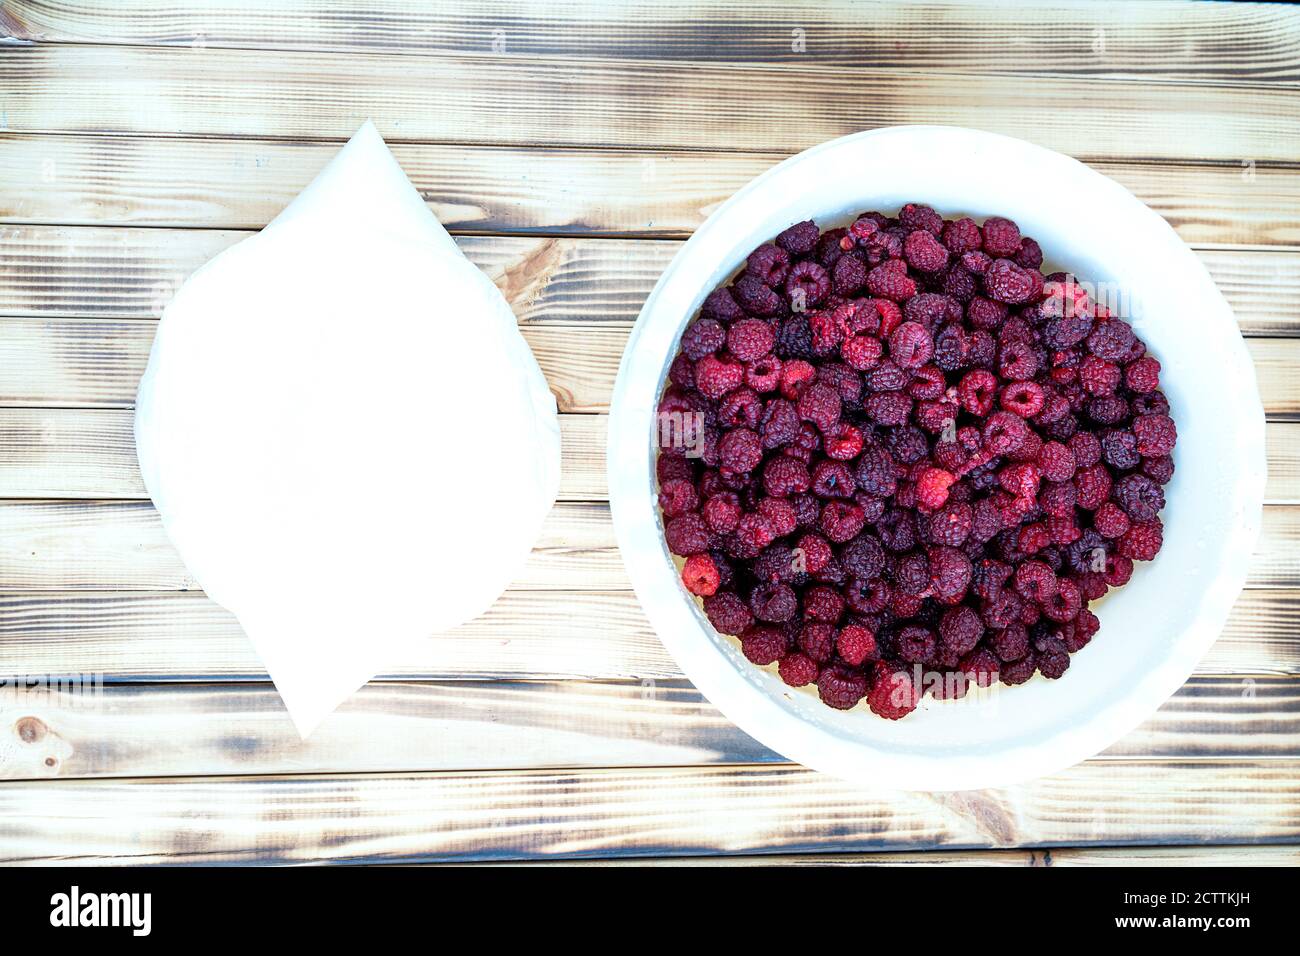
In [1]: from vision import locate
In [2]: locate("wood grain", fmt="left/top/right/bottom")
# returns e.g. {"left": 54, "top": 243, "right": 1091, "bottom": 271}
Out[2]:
{"left": 2, "top": 315, "right": 1295, "bottom": 420}
{"left": 0, "top": 586, "right": 1295, "bottom": 683}
{"left": 3, "top": 45, "right": 1298, "bottom": 161}
{"left": 4, "top": 133, "right": 1299, "bottom": 246}
{"left": 1, "top": 227, "right": 1294, "bottom": 336}
{"left": 0, "top": 674, "right": 1295, "bottom": 782}
{"left": 1, "top": 496, "right": 1298, "bottom": 593}
{"left": 6, "top": 0, "right": 1299, "bottom": 83}
{"left": 1, "top": 760, "right": 1296, "bottom": 864}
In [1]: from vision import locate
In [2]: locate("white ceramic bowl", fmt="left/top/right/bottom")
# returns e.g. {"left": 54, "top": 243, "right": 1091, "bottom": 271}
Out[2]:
{"left": 608, "top": 126, "right": 1266, "bottom": 790}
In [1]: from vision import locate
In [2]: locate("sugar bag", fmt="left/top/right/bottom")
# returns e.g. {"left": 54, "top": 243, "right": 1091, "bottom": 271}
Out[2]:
{"left": 134, "top": 122, "right": 562, "bottom": 736}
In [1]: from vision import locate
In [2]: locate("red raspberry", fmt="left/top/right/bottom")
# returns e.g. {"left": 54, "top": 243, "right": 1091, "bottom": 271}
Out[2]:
{"left": 718, "top": 428, "right": 762, "bottom": 473}
{"left": 778, "top": 359, "right": 816, "bottom": 400}
{"left": 718, "top": 386, "right": 761, "bottom": 429}
{"left": 942, "top": 217, "right": 983, "bottom": 254}
{"left": 1074, "top": 463, "right": 1112, "bottom": 511}
{"left": 803, "top": 585, "right": 845, "bottom": 623}
{"left": 867, "top": 662, "right": 920, "bottom": 719}
{"left": 1079, "top": 355, "right": 1120, "bottom": 395}
{"left": 983, "top": 410, "right": 1029, "bottom": 455}
{"left": 837, "top": 624, "right": 878, "bottom": 666}
{"left": 1125, "top": 356, "right": 1161, "bottom": 393}
{"left": 657, "top": 478, "right": 698, "bottom": 517}
{"left": 929, "top": 545, "right": 973, "bottom": 603}
{"left": 1037, "top": 441, "right": 1076, "bottom": 483}
{"left": 798, "top": 622, "right": 837, "bottom": 663}
{"left": 866, "top": 259, "right": 917, "bottom": 302}
{"left": 796, "top": 381, "right": 842, "bottom": 432}
{"left": 824, "top": 422, "right": 865, "bottom": 461}
{"left": 795, "top": 533, "right": 832, "bottom": 574}
{"left": 1000, "top": 380, "right": 1045, "bottom": 417}
{"left": 957, "top": 369, "right": 997, "bottom": 416}
{"left": 778, "top": 652, "right": 818, "bottom": 687}
{"left": 903, "top": 229, "right": 950, "bottom": 273}
{"left": 744, "top": 354, "right": 783, "bottom": 392}
{"left": 819, "top": 500, "right": 865, "bottom": 543}
{"left": 757, "top": 496, "right": 798, "bottom": 536}
{"left": 983, "top": 258, "right": 1040, "bottom": 305}
{"left": 915, "top": 466, "right": 956, "bottom": 510}
{"left": 665, "top": 514, "right": 710, "bottom": 556}
{"left": 726, "top": 318, "right": 775, "bottom": 362}
{"left": 681, "top": 553, "right": 721, "bottom": 596}
{"left": 740, "top": 625, "right": 787, "bottom": 665}
{"left": 703, "top": 492, "right": 742, "bottom": 533}
{"left": 784, "top": 260, "right": 831, "bottom": 309}
{"left": 1043, "top": 578, "right": 1083, "bottom": 623}
{"left": 1133, "top": 413, "right": 1177, "bottom": 457}
{"left": 841, "top": 334, "right": 883, "bottom": 370}
{"left": 980, "top": 216, "right": 1022, "bottom": 257}
{"left": 888, "top": 321, "right": 934, "bottom": 369}
{"left": 694, "top": 353, "right": 745, "bottom": 399}
{"left": 1119, "top": 519, "right": 1163, "bottom": 560}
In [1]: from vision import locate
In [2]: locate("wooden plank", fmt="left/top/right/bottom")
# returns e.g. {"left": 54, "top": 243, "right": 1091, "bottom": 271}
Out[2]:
{"left": 460, "top": 845, "right": 1300, "bottom": 866}
{"left": 2, "top": 45, "right": 1298, "bottom": 162}
{"left": 0, "top": 314, "right": 1293, "bottom": 420}
{"left": 2, "top": 316, "right": 1293, "bottom": 419}
{"left": 0, "top": 675, "right": 1295, "bottom": 782}
{"left": 2, "top": 226, "right": 1298, "bottom": 336}
{"left": 0, "top": 586, "right": 1294, "bottom": 683}
{"left": 1, "top": 760, "right": 1296, "bottom": 864}
{"left": 6, "top": 0, "right": 1299, "bottom": 83}
{"left": 2, "top": 497, "right": 1299, "bottom": 593}
{"left": 5, "top": 133, "right": 1300, "bottom": 248}
{"left": 0, "top": 408, "right": 607, "bottom": 501}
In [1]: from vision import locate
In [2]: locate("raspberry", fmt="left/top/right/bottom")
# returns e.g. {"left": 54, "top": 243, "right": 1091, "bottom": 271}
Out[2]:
{"left": 665, "top": 514, "right": 710, "bottom": 556}
{"left": 1016, "top": 237, "right": 1044, "bottom": 270}
{"left": 778, "top": 651, "right": 818, "bottom": 686}
{"left": 796, "top": 381, "right": 841, "bottom": 432}
{"left": 803, "top": 585, "right": 845, "bottom": 623}
{"left": 740, "top": 625, "right": 787, "bottom": 665}
{"left": 701, "top": 288, "right": 744, "bottom": 323}
{"left": 681, "top": 553, "right": 721, "bottom": 596}
{"left": 832, "top": 624, "right": 874, "bottom": 666}
{"left": 1001, "top": 380, "right": 1045, "bottom": 417}
{"left": 958, "top": 647, "right": 1000, "bottom": 688}
{"left": 718, "top": 386, "right": 761, "bottom": 429}
{"left": 759, "top": 397, "right": 800, "bottom": 449}
{"left": 819, "top": 500, "right": 866, "bottom": 543}
{"left": 818, "top": 665, "right": 869, "bottom": 710}
{"left": 703, "top": 492, "right": 742, "bottom": 533}
{"left": 778, "top": 359, "right": 816, "bottom": 400}
{"left": 726, "top": 318, "right": 775, "bottom": 362}
{"left": 1035, "top": 635, "right": 1070, "bottom": 679}
{"left": 811, "top": 460, "right": 855, "bottom": 499}
{"left": 1079, "top": 355, "right": 1120, "bottom": 395}
{"left": 997, "top": 336, "right": 1040, "bottom": 380}
{"left": 929, "top": 501, "right": 973, "bottom": 546}
{"left": 745, "top": 244, "right": 790, "bottom": 286}
{"left": 657, "top": 478, "right": 698, "bottom": 518}
{"left": 899, "top": 203, "right": 943, "bottom": 235}
{"left": 1125, "top": 356, "right": 1161, "bottom": 393}
{"left": 831, "top": 253, "right": 868, "bottom": 296}
{"left": 915, "top": 466, "right": 956, "bottom": 510}
{"left": 749, "top": 581, "right": 797, "bottom": 623}
{"left": 1113, "top": 473, "right": 1165, "bottom": 522}
{"left": 929, "top": 545, "right": 973, "bottom": 603}
{"left": 1037, "top": 441, "right": 1076, "bottom": 483}
{"left": 718, "top": 428, "right": 762, "bottom": 473}
{"left": 864, "top": 391, "right": 913, "bottom": 426}
{"left": 888, "top": 321, "right": 934, "bottom": 369}
{"left": 1143, "top": 455, "right": 1175, "bottom": 485}
{"left": 1087, "top": 319, "right": 1136, "bottom": 361}
{"left": 841, "top": 334, "right": 883, "bottom": 371}
{"left": 703, "top": 592, "right": 752, "bottom": 635}
{"left": 681, "top": 318, "right": 726, "bottom": 360}
{"left": 824, "top": 422, "right": 865, "bottom": 461}
{"left": 1042, "top": 578, "right": 1082, "bottom": 622}
{"left": 1014, "top": 560, "right": 1058, "bottom": 603}
{"left": 744, "top": 354, "right": 783, "bottom": 393}
{"left": 990, "top": 621, "right": 1029, "bottom": 662}
{"left": 942, "top": 217, "right": 983, "bottom": 254}
{"left": 866, "top": 259, "right": 917, "bottom": 301}
{"left": 1074, "top": 464, "right": 1112, "bottom": 511}
{"left": 774, "top": 316, "right": 814, "bottom": 360}
{"left": 757, "top": 497, "right": 798, "bottom": 536}
{"left": 776, "top": 219, "right": 819, "bottom": 256}
{"left": 784, "top": 260, "right": 831, "bottom": 309}
{"left": 983, "top": 258, "right": 1039, "bottom": 305}
{"left": 1100, "top": 429, "right": 1140, "bottom": 471}
{"left": 939, "top": 605, "right": 983, "bottom": 655}
{"left": 867, "top": 663, "right": 920, "bottom": 719}
{"left": 896, "top": 625, "right": 937, "bottom": 663}
{"left": 1119, "top": 519, "right": 1163, "bottom": 561}
{"left": 694, "top": 353, "right": 745, "bottom": 399}
{"left": 983, "top": 410, "right": 1029, "bottom": 455}
{"left": 903, "top": 229, "right": 949, "bottom": 273}
{"left": 980, "top": 216, "right": 1022, "bottom": 257}
{"left": 1133, "top": 413, "right": 1177, "bottom": 457}
{"left": 999, "top": 652, "right": 1038, "bottom": 685}
{"left": 733, "top": 274, "right": 781, "bottom": 317}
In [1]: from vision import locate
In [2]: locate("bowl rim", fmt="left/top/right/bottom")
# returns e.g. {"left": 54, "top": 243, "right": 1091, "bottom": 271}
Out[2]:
{"left": 607, "top": 125, "right": 1267, "bottom": 790}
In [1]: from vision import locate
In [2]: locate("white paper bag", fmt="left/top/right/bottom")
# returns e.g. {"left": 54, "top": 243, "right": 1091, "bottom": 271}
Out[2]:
{"left": 135, "top": 122, "right": 562, "bottom": 736}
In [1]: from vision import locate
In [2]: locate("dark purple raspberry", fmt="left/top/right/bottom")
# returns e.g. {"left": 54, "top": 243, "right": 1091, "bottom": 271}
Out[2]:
{"left": 681, "top": 318, "right": 726, "bottom": 360}
{"left": 778, "top": 652, "right": 818, "bottom": 687}
{"left": 703, "top": 592, "right": 752, "bottom": 635}
{"left": 983, "top": 258, "right": 1040, "bottom": 305}
{"left": 1113, "top": 473, "right": 1165, "bottom": 522}
{"left": 981, "top": 216, "right": 1022, "bottom": 257}
{"left": 1133, "top": 414, "right": 1177, "bottom": 457}
{"left": 903, "top": 229, "right": 950, "bottom": 273}
{"left": 745, "top": 244, "right": 790, "bottom": 287}
{"left": 733, "top": 274, "right": 781, "bottom": 317}
{"left": 776, "top": 219, "right": 819, "bottom": 256}
{"left": 939, "top": 605, "right": 983, "bottom": 655}
{"left": 740, "top": 626, "right": 787, "bottom": 665}
{"left": 1034, "top": 635, "right": 1071, "bottom": 679}
{"left": 888, "top": 321, "right": 935, "bottom": 369}
{"left": 818, "top": 665, "right": 870, "bottom": 710}
{"left": 990, "top": 621, "right": 1029, "bottom": 662}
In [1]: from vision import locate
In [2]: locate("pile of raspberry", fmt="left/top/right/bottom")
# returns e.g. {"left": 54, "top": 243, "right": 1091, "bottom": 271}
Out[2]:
{"left": 657, "top": 205, "right": 1176, "bottom": 719}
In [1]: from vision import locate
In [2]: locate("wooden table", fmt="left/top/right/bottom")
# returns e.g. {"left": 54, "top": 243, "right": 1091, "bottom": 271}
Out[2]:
{"left": 0, "top": 0, "right": 1297, "bottom": 866}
